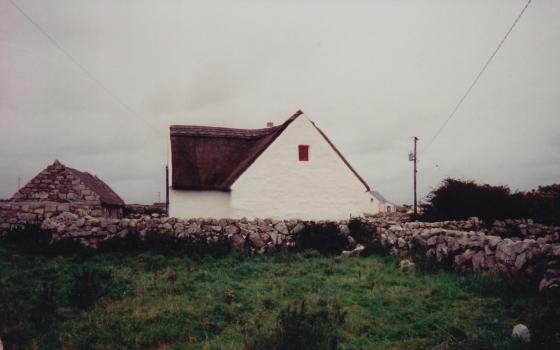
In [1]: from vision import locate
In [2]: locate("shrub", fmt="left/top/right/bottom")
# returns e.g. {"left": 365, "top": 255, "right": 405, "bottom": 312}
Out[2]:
{"left": 4, "top": 226, "right": 94, "bottom": 257}
{"left": 69, "top": 266, "right": 117, "bottom": 309}
{"left": 30, "top": 281, "right": 57, "bottom": 329}
{"left": 248, "top": 300, "right": 347, "bottom": 350}
{"left": 46, "top": 238, "right": 95, "bottom": 258}
{"left": 97, "top": 230, "right": 143, "bottom": 253}
{"left": 97, "top": 229, "right": 232, "bottom": 258}
{"left": 509, "top": 297, "right": 560, "bottom": 349}
{"left": 421, "top": 178, "right": 511, "bottom": 223}
{"left": 171, "top": 234, "right": 231, "bottom": 259}
{"left": 142, "top": 230, "right": 183, "bottom": 255}
{"left": 421, "top": 178, "right": 560, "bottom": 226}
{"left": 4, "top": 225, "right": 53, "bottom": 254}
{"left": 296, "top": 223, "right": 347, "bottom": 255}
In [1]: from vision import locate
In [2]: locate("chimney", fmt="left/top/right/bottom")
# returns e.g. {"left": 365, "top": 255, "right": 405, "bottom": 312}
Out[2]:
{"left": 266, "top": 122, "right": 274, "bottom": 128}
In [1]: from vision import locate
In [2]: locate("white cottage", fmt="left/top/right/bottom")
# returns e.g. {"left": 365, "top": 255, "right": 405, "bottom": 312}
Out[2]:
{"left": 168, "top": 110, "right": 378, "bottom": 220}
{"left": 370, "top": 190, "right": 397, "bottom": 213}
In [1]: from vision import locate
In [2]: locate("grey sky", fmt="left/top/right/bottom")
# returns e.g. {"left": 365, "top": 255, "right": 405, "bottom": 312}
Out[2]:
{"left": 1, "top": 0, "right": 559, "bottom": 205}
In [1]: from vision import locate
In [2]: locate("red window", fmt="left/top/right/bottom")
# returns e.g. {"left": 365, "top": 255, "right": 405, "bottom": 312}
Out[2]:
{"left": 298, "top": 145, "right": 309, "bottom": 161}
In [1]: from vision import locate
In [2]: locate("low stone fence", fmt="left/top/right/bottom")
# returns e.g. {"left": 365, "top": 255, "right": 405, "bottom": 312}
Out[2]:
{"left": 36, "top": 212, "right": 310, "bottom": 254}
{"left": 1, "top": 211, "right": 559, "bottom": 294}
{"left": 0, "top": 201, "right": 104, "bottom": 228}
{"left": 371, "top": 217, "right": 560, "bottom": 292}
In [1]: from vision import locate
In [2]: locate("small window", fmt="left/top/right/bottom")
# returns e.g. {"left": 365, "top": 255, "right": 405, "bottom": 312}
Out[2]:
{"left": 298, "top": 145, "right": 309, "bottom": 161}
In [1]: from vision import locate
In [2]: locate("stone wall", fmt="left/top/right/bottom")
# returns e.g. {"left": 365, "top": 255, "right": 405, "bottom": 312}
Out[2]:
{"left": 1, "top": 211, "right": 559, "bottom": 293}
{"left": 369, "top": 216, "right": 560, "bottom": 292}
{"left": 13, "top": 160, "right": 102, "bottom": 203}
{"left": 0, "top": 201, "right": 104, "bottom": 229}
{"left": 38, "top": 213, "right": 309, "bottom": 254}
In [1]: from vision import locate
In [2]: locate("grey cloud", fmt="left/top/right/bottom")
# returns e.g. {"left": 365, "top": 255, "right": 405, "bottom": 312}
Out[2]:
{"left": 1, "top": 0, "right": 559, "bottom": 206}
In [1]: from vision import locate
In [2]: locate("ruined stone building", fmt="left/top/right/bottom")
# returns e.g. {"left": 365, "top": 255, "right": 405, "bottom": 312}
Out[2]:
{"left": 8, "top": 160, "right": 125, "bottom": 219}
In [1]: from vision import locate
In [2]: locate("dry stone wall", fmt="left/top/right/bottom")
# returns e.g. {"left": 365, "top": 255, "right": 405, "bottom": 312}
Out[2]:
{"left": 1, "top": 211, "right": 559, "bottom": 294}
{"left": 12, "top": 160, "right": 102, "bottom": 203}
{"left": 0, "top": 201, "right": 104, "bottom": 229}
{"left": 38, "top": 213, "right": 310, "bottom": 254}
{"left": 369, "top": 216, "right": 560, "bottom": 292}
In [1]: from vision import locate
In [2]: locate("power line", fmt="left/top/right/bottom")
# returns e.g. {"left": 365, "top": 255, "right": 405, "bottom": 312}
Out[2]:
{"left": 422, "top": 0, "right": 533, "bottom": 153}
{"left": 7, "top": 0, "right": 165, "bottom": 137}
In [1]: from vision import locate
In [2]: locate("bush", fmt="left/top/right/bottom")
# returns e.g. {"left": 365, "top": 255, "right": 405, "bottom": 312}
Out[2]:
{"left": 248, "top": 300, "right": 347, "bottom": 350}
{"left": 69, "top": 266, "right": 118, "bottom": 309}
{"left": 97, "top": 230, "right": 143, "bottom": 253}
{"left": 421, "top": 178, "right": 560, "bottom": 226}
{"left": 296, "top": 223, "right": 347, "bottom": 255}
{"left": 97, "top": 230, "right": 231, "bottom": 258}
{"left": 524, "top": 298, "right": 560, "bottom": 349}
{"left": 3, "top": 226, "right": 95, "bottom": 257}
{"left": 4, "top": 225, "right": 53, "bottom": 254}
{"left": 421, "top": 178, "right": 511, "bottom": 223}
{"left": 30, "top": 281, "right": 57, "bottom": 329}
{"left": 46, "top": 239, "right": 95, "bottom": 258}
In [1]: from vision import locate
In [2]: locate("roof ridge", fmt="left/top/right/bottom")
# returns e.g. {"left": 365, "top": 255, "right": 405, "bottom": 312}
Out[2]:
{"left": 170, "top": 110, "right": 303, "bottom": 133}
{"left": 170, "top": 125, "right": 281, "bottom": 132}
{"left": 170, "top": 110, "right": 304, "bottom": 140}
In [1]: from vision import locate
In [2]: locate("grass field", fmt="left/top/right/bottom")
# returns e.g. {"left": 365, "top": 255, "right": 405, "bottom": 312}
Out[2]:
{"left": 0, "top": 242, "right": 557, "bottom": 349}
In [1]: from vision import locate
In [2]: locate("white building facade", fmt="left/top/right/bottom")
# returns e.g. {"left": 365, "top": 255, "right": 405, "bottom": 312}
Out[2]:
{"left": 168, "top": 111, "right": 379, "bottom": 220}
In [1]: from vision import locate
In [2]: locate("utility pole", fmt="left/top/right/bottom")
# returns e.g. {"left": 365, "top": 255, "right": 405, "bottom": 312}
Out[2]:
{"left": 157, "top": 191, "right": 161, "bottom": 203}
{"left": 17, "top": 176, "right": 22, "bottom": 189}
{"left": 409, "top": 137, "right": 419, "bottom": 219}
{"left": 165, "top": 165, "right": 169, "bottom": 215}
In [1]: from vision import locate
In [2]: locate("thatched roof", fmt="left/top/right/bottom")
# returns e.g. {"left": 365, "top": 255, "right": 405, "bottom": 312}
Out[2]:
{"left": 170, "top": 110, "right": 370, "bottom": 191}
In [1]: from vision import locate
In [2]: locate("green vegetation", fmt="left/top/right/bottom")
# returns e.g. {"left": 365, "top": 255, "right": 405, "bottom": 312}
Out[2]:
{"left": 0, "top": 242, "right": 557, "bottom": 349}
{"left": 421, "top": 178, "right": 560, "bottom": 226}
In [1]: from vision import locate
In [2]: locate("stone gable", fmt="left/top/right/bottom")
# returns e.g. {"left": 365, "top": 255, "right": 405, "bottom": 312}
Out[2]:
{"left": 12, "top": 160, "right": 101, "bottom": 204}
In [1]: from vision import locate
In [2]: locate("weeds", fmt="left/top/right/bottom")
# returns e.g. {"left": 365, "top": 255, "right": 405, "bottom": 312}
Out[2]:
{"left": 30, "top": 281, "right": 57, "bottom": 329}
{"left": 248, "top": 300, "right": 347, "bottom": 350}
{"left": 4, "top": 225, "right": 52, "bottom": 254}
{"left": 97, "top": 229, "right": 232, "bottom": 258}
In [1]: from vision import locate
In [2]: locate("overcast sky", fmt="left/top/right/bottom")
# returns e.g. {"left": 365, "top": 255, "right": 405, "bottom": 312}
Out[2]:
{"left": 1, "top": 0, "right": 559, "bottom": 205}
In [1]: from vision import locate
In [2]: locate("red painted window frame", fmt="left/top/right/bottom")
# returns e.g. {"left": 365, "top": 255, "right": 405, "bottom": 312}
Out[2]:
{"left": 298, "top": 145, "right": 309, "bottom": 161}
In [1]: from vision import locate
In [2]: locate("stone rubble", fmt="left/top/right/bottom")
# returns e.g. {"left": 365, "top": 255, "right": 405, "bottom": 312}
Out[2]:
{"left": 512, "top": 324, "right": 531, "bottom": 343}
{"left": 399, "top": 259, "right": 415, "bottom": 269}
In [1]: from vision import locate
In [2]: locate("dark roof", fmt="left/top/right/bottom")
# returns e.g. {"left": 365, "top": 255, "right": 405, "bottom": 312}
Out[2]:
{"left": 170, "top": 110, "right": 370, "bottom": 191}
{"left": 66, "top": 167, "right": 125, "bottom": 206}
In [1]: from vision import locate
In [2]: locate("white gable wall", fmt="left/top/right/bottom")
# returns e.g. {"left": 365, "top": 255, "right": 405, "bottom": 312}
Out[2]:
{"left": 231, "top": 114, "right": 376, "bottom": 220}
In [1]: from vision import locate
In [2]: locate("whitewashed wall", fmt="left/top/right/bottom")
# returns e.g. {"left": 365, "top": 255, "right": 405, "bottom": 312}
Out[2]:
{"left": 168, "top": 189, "right": 231, "bottom": 218}
{"left": 231, "top": 114, "right": 376, "bottom": 220}
{"left": 368, "top": 194, "right": 393, "bottom": 213}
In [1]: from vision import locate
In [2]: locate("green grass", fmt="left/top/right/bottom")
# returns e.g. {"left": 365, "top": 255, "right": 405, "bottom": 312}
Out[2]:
{"left": 0, "top": 242, "right": 555, "bottom": 349}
